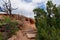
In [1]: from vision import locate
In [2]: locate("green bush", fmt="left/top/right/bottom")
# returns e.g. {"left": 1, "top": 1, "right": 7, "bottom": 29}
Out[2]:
{"left": 0, "top": 32, "right": 3, "bottom": 40}
{"left": 0, "top": 16, "right": 19, "bottom": 40}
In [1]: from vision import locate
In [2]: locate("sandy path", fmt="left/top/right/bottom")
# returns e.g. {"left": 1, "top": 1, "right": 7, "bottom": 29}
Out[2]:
{"left": 8, "top": 30, "right": 34, "bottom": 40}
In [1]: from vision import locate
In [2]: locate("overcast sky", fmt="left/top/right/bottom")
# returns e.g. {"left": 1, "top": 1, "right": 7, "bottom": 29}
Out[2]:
{"left": 0, "top": 0, "right": 60, "bottom": 18}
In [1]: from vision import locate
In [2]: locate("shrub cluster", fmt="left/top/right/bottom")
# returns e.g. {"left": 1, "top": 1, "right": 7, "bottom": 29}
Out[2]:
{"left": 0, "top": 16, "right": 19, "bottom": 40}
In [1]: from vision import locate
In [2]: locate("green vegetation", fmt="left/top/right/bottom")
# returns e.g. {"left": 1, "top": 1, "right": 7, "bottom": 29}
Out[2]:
{"left": 0, "top": 16, "right": 19, "bottom": 40}
{"left": 33, "top": 1, "right": 60, "bottom": 40}
{"left": 0, "top": 32, "right": 3, "bottom": 40}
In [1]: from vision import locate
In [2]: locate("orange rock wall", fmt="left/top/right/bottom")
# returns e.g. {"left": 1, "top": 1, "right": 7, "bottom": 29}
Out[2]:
{"left": 0, "top": 14, "right": 36, "bottom": 31}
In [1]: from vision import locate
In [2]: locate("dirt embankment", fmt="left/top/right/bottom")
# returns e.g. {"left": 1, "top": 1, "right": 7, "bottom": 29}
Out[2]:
{"left": 0, "top": 14, "right": 37, "bottom": 40}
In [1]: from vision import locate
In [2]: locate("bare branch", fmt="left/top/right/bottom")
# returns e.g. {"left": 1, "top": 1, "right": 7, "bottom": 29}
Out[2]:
{"left": 2, "top": 0, "right": 17, "bottom": 16}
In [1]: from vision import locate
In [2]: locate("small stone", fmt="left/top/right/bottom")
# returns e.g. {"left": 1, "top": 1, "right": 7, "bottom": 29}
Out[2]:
{"left": 26, "top": 33, "right": 36, "bottom": 39}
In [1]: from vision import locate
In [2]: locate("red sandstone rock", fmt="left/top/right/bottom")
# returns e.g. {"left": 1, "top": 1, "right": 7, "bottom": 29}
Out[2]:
{"left": 0, "top": 14, "right": 37, "bottom": 40}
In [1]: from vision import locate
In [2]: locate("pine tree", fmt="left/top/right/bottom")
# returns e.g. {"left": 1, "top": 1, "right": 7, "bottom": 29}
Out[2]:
{"left": 33, "top": 1, "right": 60, "bottom": 40}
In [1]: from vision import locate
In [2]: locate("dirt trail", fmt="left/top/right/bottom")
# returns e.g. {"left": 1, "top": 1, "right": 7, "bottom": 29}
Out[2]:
{"left": 15, "top": 30, "right": 30, "bottom": 40}
{"left": 8, "top": 23, "right": 36, "bottom": 40}
{"left": 8, "top": 30, "right": 35, "bottom": 40}
{"left": 8, "top": 18, "right": 36, "bottom": 40}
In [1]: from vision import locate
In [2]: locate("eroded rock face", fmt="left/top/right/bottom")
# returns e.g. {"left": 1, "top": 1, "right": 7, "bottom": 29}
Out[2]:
{"left": 18, "top": 16, "right": 37, "bottom": 40}
{"left": 0, "top": 14, "right": 37, "bottom": 40}
{"left": 15, "top": 15, "right": 37, "bottom": 31}
{"left": 0, "top": 14, "right": 36, "bottom": 31}
{"left": 23, "top": 18, "right": 36, "bottom": 30}
{"left": 11, "top": 15, "right": 37, "bottom": 40}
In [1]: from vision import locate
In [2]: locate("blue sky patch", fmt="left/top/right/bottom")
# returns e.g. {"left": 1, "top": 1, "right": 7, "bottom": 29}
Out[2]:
{"left": 22, "top": 0, "right": 32, "bottom": 3}
{"left": 36, "top": 3, "right": 46, "bottom": 10}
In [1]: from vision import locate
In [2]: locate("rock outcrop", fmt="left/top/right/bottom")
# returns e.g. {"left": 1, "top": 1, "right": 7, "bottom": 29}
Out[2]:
{"left": 0, "top": 14, "right": 37, "bottom": 40}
